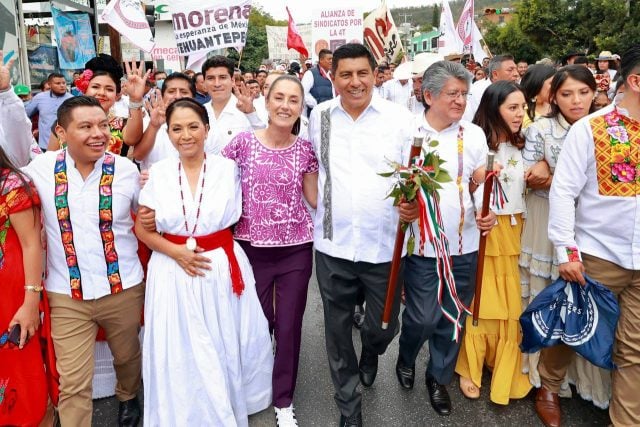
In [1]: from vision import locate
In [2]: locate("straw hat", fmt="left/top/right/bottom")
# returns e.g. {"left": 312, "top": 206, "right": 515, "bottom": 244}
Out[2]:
{"left": 412, "top": 52, "right": 445, "bottom": 76}
{"left": 596, "top": 51, "right": 615, "bottom": 61}
{"left": 393, "top": 61, "right": 413, "bottom": 80}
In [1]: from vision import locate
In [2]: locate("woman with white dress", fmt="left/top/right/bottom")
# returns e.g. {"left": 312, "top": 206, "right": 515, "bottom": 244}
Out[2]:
{"left": 135, "top": 98, "right": 273, "bottom": 426}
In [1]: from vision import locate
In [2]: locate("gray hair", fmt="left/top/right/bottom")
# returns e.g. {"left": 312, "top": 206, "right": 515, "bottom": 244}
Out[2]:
{"left": 421, "top": 61, "right": 472, "bottom": 99}
{"left": 487, "top": 54, "right": 515, "bottom": 81}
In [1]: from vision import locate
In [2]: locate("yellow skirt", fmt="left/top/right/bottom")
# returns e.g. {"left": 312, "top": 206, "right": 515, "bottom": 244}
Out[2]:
{"left": 455, "top": 213, "right": 532, "bottom": 405}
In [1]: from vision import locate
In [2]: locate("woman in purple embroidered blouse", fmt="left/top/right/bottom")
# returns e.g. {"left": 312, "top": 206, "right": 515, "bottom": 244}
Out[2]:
{"left": 222, "top": 75, "right": 318, "bottom": 426}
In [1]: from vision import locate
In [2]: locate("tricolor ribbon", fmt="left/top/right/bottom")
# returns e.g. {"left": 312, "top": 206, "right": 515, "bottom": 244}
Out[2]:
{"left": 416, "top": 185, "right": 470, "bottom": 342}
{"left": 487, "top": 171, "right": 509, "bottom": 211}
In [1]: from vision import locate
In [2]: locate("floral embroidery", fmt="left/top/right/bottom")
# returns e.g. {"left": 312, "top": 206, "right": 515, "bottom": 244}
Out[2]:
{"left": 604, "top": 109, "right": 638, "bottom": 185}
{"left": 107, "top": 113, "right": 125, "bottom": 155}
{"left": 54, "top": 150, "right": 123, "bottom": 299}
{"left": 0, "top": 171, "right": 38, "bottom": 268}
{"left": 566, "top": 247, "right": 581, "bottom": 263}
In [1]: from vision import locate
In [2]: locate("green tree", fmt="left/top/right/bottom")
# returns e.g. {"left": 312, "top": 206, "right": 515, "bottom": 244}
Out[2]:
{"left": 432, "top": 4, "right": 441, "bottom": 28}
{"left": 516, "top": 0, "right": 639, "bottom": 60}
{"left": 483, "top": 17, "right": 541, "bottom": 63}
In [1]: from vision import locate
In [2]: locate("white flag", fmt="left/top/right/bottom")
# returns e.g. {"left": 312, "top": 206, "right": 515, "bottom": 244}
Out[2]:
{"left": 438, "top": 0, "right": 461, "bottom": 56}
{"left": 363, "top": 1, "right": 404, "bottom": 65}
{"left": 456, "top": 0, "right": 474, "bottom": 55}
{"left": 472, "top": 20, "right": 490, "bottom": 62}
{"left": 101, "top": 0, "right": 155, "bottom": 53}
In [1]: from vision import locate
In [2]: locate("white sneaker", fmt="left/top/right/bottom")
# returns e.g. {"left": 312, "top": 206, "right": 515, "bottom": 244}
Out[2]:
{"left": 274, "top": 404, "right": 298, "bottom": 427}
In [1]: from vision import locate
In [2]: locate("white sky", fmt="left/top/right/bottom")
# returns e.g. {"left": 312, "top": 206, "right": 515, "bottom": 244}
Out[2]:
{"left": 253, "top": 0, "right": 440, "bottom": 23}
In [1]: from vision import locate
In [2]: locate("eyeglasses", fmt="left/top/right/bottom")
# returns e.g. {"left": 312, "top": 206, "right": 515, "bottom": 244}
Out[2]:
{"left": 441, "top": 90, "right": 470, "bottom": 100}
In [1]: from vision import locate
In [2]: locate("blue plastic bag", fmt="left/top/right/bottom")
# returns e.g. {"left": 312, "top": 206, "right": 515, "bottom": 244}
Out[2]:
{"left": 520, "top": 275, "right": 620, "bottom": 370}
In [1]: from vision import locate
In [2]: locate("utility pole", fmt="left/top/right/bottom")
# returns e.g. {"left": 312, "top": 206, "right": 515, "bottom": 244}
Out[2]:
{"left": 108, "top": 27, "right": 122, "bottom": 63}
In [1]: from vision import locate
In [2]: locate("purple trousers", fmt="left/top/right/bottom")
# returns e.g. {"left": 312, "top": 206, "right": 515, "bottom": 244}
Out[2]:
{"left": 239, "top": 241, "right": 313, "bottom": 408}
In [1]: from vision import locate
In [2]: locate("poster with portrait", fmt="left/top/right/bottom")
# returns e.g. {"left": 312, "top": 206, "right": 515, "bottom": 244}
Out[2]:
{"left": 311, "top": 7, "right": 363, "bottom": 63}
{"left": 51, "top": 6, "right": 96, "bottom": 69}
{"left": 266, "top": 24, "right": 312, "bottom": 61}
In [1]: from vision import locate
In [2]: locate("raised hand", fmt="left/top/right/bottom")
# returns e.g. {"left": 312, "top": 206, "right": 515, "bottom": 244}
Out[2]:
{"left": 144, "top": 89, "right": 166, "bottom": 128}
{"left": 233, "top": 81, "right": 255, "bottom": 114}
{"left": 125, "top": 61, "right": 151, "bottom": 102}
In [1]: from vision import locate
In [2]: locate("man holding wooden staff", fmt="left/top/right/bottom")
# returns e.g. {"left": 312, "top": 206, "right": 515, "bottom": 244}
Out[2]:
{"left": 395, "top": 60, "right": 496, "bottom": 416}
{"left": 308, "top": 43, "right": 417, "bottom": 427}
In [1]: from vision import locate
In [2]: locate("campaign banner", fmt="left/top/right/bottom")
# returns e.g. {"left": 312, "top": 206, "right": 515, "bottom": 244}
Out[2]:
{"left": 311, "top": 7, "right": 363, "bottom": 62}
{"left": 266, "top": 25, "right": 312, "bottom": 61}
{"left": 363, "top": 2, "right": 403, "bottom": 65}
{"left": 51, "top": 6, "right": 96, "bottom": 69}
{"left": 171, "top": 0, "right": 251, "bottom": 68}
{"left": 28, "top": 45, "right": 76, "bottom": 87}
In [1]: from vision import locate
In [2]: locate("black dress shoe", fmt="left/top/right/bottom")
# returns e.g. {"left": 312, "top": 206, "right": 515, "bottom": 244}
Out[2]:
{"left": 118, "top": 397, "right": 141, "bottom": 427}
{"left": 395, "top": 359, "right": 415, "bottom": 390}
{"left": 358, "top": 347, "right": 378, "bottom": 387}
{"left": 425, "top": 375, "right": 451, "bottom": 416}
{"left": 339, "top": 412, "right": 363, "bottom": 427}
{"left": 353, "top": 305, "right": 365, "bottom": 329}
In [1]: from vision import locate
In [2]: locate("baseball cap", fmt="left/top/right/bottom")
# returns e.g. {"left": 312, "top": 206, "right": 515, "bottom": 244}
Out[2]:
{"left": 14, "top": 84, "right": 30, "bottom": 96}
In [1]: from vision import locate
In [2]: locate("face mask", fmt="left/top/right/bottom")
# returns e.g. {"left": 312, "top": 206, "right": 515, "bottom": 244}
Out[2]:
{"left": 156, "top": 79, "right": 164, "bottom": 90}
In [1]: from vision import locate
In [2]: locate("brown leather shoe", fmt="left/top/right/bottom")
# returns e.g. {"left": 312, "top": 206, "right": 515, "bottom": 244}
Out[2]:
{"left": 535, "top": 387, "right": 561, "bottom": 427}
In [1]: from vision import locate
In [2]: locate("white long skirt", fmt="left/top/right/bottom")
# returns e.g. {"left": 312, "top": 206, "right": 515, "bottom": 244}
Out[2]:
{"left": 143, "top": 242, "right": 273, "bottom": 427}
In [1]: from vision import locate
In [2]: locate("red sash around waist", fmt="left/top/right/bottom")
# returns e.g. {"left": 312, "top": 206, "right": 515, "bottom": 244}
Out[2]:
{"left": 163, "top": 228, "right": 244, "bottom": 296}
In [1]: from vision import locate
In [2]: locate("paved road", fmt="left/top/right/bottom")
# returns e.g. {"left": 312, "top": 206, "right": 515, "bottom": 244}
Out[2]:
{"left": 93, "top": 271, "right": 610, "bottom": 426}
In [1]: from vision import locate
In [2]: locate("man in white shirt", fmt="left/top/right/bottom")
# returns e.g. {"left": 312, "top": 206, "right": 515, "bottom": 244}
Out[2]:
{"left": 202, "top": 55, "right": 265, "bottom": 153}
{"left": 309, "top": 44, "right": 417, "bottom": 427}
{"left": 23, "top": 96, "right": 144, "bottom": 427}
{"left": 382, "top": 74, "right": 412, "bottom": 107}
{"left": 395, "top": 60, "right": 495, "bottom": 417}
{"left": 372, "top": 65, "right": 387, "bottom": 98}
{"left": 463, "top": 54, "right": 520, "bottom": 121}
{"left": 539, "top": 44, "right": 640, "bottom": 427}
{"left": 134, "top": 72, "right": 204, "bottom": 171}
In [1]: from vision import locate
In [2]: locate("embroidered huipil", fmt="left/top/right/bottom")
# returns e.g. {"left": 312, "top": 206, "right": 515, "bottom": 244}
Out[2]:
{"left": 23, "top": 151, "right": 143, "bottom": 299}
{"left": 522, "top": 114, "right": 571, "bottom": 198}
{"left": 222, "top": 131, "right": 319, "bottom": 246}
{"left": 492, "top": 142, "right": 525, "bottom": 215}
{"left": 549, "top": 103, "right": 640, "bottom": 268}
{"left": 411, "top": 117, "right": 488, "bottom": 257}
{"left": 309, "top": 95, "right": 414, "bottom": 263}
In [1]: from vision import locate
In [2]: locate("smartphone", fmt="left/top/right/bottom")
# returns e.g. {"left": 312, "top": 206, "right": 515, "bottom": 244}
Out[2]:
{"left": 7, "top": 324, "right": 21, "bottom": 346}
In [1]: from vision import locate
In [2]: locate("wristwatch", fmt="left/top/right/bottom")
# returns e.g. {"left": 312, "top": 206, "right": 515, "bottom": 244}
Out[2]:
{"left": 24, "top": 284, "right": 43, "bottom": 292}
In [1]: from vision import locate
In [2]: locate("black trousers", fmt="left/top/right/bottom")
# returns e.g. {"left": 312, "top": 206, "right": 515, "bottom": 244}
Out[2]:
{"left": 315, "top": 251, "right": 403, "bottom": 417}
{"left": 398, "top": 252, "right": 477, "bottom": 385}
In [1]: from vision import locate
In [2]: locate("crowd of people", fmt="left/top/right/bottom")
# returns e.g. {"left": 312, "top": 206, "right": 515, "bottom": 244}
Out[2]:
{"left": 0, "top": 40, "right": 639, "bottom": 427}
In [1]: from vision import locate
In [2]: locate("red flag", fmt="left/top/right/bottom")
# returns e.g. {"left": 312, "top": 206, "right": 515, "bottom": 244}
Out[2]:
{"left": 286, "top": 7, "right": 308, "bottom": 58}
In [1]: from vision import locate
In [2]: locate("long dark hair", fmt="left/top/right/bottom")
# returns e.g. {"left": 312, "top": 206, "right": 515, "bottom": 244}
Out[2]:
{"left": 520, "top": 64, "right": 556, "bottom": 121}
{"left": 266, "top": 75, "right": 305, "bottom": 136}
{"left": 0, "top": 146, "right": 37, "bottom": 218}
{"left": 547, "top": 65, "right": 597, "bottom": 120}
{"left": 473, "top": 81, "right": 526, "bottom": 151}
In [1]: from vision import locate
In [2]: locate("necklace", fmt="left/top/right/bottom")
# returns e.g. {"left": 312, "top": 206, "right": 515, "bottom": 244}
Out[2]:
{"left": 178, "top": 154, "right": 207, "bottom": 251}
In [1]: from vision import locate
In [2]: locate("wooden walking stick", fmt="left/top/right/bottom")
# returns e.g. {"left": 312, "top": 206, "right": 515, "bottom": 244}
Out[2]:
{"left": 381, "top": 136, "right": 424, "bottom": 330}
{"left": 472, "top": 151, "right": 496, "bottom": 326}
